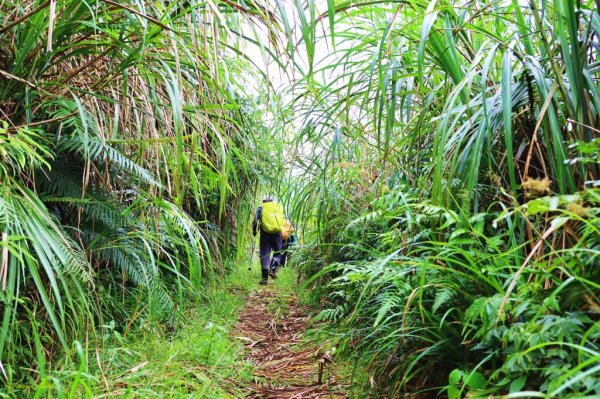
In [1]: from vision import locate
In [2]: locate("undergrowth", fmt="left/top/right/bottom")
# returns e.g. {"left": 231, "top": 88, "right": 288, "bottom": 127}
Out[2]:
{"left": 294, "top": 187, "right": 600, "bottom": 398}
{"left": 1, "top": 263, "right": 257, "bottom": 399}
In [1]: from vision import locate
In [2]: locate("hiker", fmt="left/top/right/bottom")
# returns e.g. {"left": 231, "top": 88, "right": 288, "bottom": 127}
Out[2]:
{"left": 280, "top": 217, "right": 296, "bottom": 267}
{"left": 253, "top": 197, "right": 284, "bottom": 285}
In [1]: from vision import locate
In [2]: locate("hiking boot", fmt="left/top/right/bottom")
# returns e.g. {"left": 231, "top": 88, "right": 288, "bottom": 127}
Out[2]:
{"left": 260, "top": 269, "right": 269, "bottom": 285}
{"left": 268, "top": 271, "right": 277, "bottom": 279}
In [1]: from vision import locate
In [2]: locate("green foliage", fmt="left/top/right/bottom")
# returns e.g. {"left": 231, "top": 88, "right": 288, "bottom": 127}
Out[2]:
{"left": 2, "top": 0, "right": 600, "bottom": 397}
{"left": 0, "top": 0, "right": 271, "bottom": 388}
{"left": 2, "top": 262, "right": 256, "bottom": 398}
{"left": 279, "top": 0, "right": 600, "bottom": 397}
{"left": 294, "top": 184, "right": 599, "bottom": 397}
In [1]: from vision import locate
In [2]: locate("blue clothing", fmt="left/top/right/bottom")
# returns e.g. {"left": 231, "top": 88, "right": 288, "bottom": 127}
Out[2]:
{"left": 253, "top": 203, "right": 282, "bottom": 272}
{"left": 260, "top": 230, "right": 282, "bottom": 272}
{"left": 280, "top": 233, "right": 296, "bottom": 267}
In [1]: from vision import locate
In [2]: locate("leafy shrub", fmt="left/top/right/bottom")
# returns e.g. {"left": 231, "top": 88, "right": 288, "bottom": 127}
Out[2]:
{"left": 309, "top": 185, "right": 599, "bottom": 397}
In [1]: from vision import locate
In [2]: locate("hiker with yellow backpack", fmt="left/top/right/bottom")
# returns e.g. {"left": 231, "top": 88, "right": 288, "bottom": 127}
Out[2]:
{"left": 252, "top": 197, "right": 285, "bottom": 285}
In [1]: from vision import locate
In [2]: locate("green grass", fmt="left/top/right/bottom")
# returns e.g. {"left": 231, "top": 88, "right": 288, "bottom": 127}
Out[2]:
{"left": 0, "top": 1, "right": 268, "bottom": 382}
{"left": 274, "top": 1, "right": 600, "bottom": 397}
{"left": 100, "top": 286, "right": 252, "bottom": 397}
{"left": 2, "top": 1, "right": 599, "bottom": 397}
{"left": 2, "top": 264, "right": 261, "bottom": 399}
{"left": 94, "top": 266, "right": 259, "bottom": 398}
{"left": 1, "top": 261, "right": 345, "bottom": 399}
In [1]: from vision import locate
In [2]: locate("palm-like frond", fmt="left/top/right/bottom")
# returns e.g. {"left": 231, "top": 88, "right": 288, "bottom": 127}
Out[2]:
{"left": 0, "top": 182, "right": 92, "bottom": 361}
{"left": 1, "top": 0, "right": 275, "bottom": 383}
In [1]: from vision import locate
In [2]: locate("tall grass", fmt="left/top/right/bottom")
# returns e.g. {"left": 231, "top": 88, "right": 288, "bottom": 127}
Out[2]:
{"left": 0, "top": 0, "right": 276, "bottom": 390}
{"left": 279, "top": 0, "right": 600, "bottom": 397}
{"left": 2, "top": 0, "right": 599, "bottom": 396}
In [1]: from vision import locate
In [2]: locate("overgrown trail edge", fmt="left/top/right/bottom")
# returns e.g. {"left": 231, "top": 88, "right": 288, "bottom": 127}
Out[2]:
{"left": 234, "top": 288, "right": 346, "bottom": 398}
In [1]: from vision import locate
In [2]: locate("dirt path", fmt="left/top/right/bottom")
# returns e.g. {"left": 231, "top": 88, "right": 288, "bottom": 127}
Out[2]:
{"left": 234, "top": 288, "right": 346, "bottom": 398}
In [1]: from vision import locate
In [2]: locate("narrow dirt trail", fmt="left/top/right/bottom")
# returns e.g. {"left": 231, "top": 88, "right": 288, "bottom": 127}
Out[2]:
{"left": 234, "top": 288, "right": 346, "bottom": 398}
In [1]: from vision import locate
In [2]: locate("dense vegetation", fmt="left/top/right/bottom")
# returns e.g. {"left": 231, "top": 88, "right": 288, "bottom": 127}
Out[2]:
{"left": 284, "top": 0, "right": 600, "bottom": 397}
{"left": 1, "top": 0, "right": 599, "bottom": 398}
{"left": 0, "top": 0, "right": 272, "bottom": 394}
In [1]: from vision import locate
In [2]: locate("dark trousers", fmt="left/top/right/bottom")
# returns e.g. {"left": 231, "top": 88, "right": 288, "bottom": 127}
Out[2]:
{"left": 280, "top": 240, "right": 290, "bottom": 267}
{"left": 260, "top": 231, "right": 282, "bottom": 272}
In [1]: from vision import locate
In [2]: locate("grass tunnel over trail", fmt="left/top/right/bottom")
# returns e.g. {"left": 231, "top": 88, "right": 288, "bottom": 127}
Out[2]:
{"left": 1, "top": 0, "right": 599, "bottom": 397}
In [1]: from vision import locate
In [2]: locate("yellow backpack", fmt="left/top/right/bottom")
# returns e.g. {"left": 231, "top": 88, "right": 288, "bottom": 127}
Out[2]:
{"left": 281, "top": 219, "right": 294, "bottom": 240}
{"left": 261, "top": 201, "right": 284, "bottom": 234}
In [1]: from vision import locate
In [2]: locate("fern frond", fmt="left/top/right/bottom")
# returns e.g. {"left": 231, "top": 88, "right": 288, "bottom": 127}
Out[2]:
{"left": 432, "top": 287, "right": 455, "bottom": 314}
{"left": 58, "top": 136, "right": 161, "bottom": 188}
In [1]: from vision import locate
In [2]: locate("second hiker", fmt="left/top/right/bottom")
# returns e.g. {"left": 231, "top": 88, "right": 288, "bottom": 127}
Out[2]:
{"left": 280, "top": 217, "right": 296, "bottom": 267}
{"left": 252, "top": 196, "right": 284, "bottom": 285}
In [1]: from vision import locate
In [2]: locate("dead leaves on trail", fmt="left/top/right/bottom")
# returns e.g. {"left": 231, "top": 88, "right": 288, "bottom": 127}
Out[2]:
{"left": 249, "top": 385, "right": 343, "bottom": 399}
{"left": 235, "top": 290, "right": 346, "bottom": 398}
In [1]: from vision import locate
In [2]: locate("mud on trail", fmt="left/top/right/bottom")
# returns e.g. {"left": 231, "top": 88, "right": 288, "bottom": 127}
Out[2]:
{"left": 234, "top": 288, "right": 346, "bottom": 398}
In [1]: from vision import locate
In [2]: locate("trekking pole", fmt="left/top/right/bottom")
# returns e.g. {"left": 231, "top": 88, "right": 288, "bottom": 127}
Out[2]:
{"left": 248, "top": 239, "right": 255, "bottom": 271}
